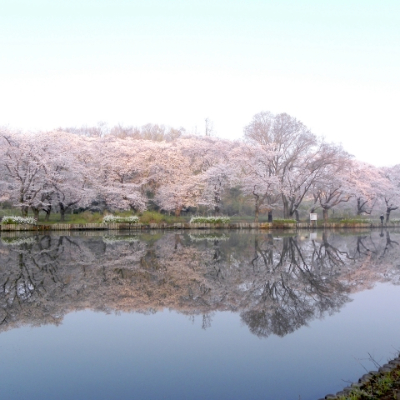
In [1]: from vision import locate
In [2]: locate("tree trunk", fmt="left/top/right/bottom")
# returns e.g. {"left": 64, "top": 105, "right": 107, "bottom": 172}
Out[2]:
{"left": 386, "top": 208, "right": 391, "bottom": 223}
{"left": 59, "top": 203, "right": 66, "bottom": 222}
{"left": 254, "top": 200, "right": 260, "bottom": 223}
{"left": 44, "top": 205, "right": 52, "bottom": 221}
{"left": 356, "top": 198, "right": 362, "bottom": 215}
{"left": 175, "top": 206, "right": 182, "bottom": 217}
{"left": 289, "top": 208, "right": 300, "bottom": 222}
{"left": 213, "top": 189, "right": 221, "bottom": 216}
{"left": 323, "top": 208, "right": 328, "bottom": 222}
{"left": 32, "top": 207, "right": 40, "bottom": 221}
{"left": 282, "top": 196, "right": 289, "bottom": 219}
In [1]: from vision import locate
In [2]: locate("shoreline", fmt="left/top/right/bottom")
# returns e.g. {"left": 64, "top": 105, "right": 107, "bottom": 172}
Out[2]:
{"left": 320, "top": 355, "right": 400, "bottom": 399}
{"left": 0, "top": 221, "right": 399, "bottom": 232}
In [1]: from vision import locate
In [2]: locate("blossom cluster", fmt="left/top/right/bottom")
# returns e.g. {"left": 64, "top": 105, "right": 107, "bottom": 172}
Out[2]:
{"left": 102, "top": 215, "right": 140, "bottom": 224}
{"left": 1, "top": 216, "right": 37, "bottom": 225}
{"left": 189, "top": 216, "right": 230, "bottom": 224}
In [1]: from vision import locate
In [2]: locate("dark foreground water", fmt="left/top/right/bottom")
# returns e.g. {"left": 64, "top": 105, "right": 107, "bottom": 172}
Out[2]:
{"left": 0, "top": 229, "right": 399, "bottom": 400}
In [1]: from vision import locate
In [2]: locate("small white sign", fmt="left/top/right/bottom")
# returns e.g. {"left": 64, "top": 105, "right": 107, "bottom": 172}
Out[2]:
{"left": 310, "top": 213, "right": 318, "bottom": 221}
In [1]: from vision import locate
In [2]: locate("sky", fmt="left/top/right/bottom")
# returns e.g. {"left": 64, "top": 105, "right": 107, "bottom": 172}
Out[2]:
{"left": 0, "top": 0, "right": 399, "bottom": 166}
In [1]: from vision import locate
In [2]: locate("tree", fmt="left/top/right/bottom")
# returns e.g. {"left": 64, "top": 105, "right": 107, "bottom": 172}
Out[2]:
{"left": 0, "top": 131, "right": 50, "bottom": 217}
{"left": 244, "top": 111, "right": 322, "bottom": 219}
{"left": 279, "top": 142, "right": 350, "bottom": 221}
{"left": 199, "top": 163, "right": 236, "bottom": 215}
{"left": 349, "top": 161, "right": 390, "bottom": 216}
{"left": 380, "top": 165, "right": 400, "bottom": 222}
{"left": 90, "top": 136, "right": 151, "bottom": 212}
{"left": 149, "top": 136, "right": 233, "bottom": 216}
{"left": 193, "top": 137, "right": 237, "bottom": 215}
{"left": 311, "top": 154, "right": 354, "bottom": 222}
{"left": 232, "top": 143, "right": 280, "bottom": 222}
{"left": 152, "top": 138, "right": 204, "bottom": 216}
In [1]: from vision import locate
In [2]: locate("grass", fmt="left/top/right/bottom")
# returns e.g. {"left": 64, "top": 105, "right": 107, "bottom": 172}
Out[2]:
{"left": 272, "top": 218, "right": 297, "bottom": 224}
{"left": 0, "top": 209, "right": 186, "bottom": 225}
{"left": 1, "top": 216, "right": 37, "bottom": 225}
{"left": 339, "top": 218, "right": 373, "bottom": 224}
{"left": 190, "top": 216, "right": 230, "bottom": 224}
{"left": 2, "top": 207, "right": 400, "bottom": 226}
{"left": 67, "top": 212, "right": 104, "bottom": 224}
{"left": 337, "top": 365, "right": 400, "bottom": 399}
{"left": 0, "top": 209, "right": 105, "bottom": 224}
{"left": 138, "top": 211, "right": 187, "bottom": 224}
{"left": 102, "top": 215, "right": 139, "bottom": 224}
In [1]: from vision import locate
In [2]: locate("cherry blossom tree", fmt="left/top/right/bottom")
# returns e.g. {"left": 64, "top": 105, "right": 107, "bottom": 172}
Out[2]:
{"left": 152, "top": 139, "right": 203, "bottom": 216}
{"left": 146, "top": 136, "right": 233, "bottom": 216}
{"left": 90, "top": 136, "right": 150, "bottom": 212}
{"left": 380, "top": 165, "right": 400, "bottom": 222}
{"left": 42, "top": 131, "right": 98, "bottom": 221}
{"left": 349, "top": 161, "right": 390, "bottom": 216}
{"left": 279, "top": 142, "right": 349, "bottom": 221}
{"left": 311, "top": 154, "right": 354, "bottom": 221}
{"left": 198, "top": 163, "right": 237, "bottom": 215}
{"left": 0, "top": 131, "right": 51, "bottom": 217}
{"left": 232, "top": 143, "right": 280, "bottom": 222}
{"left": 3, "top": 114, "right": 399, "bottom": 224}
{"left": 191, "top": 137, "right": 238, "bottom": 215}
{"left": 244, "top": 111, "right": 320, "bottom": 219}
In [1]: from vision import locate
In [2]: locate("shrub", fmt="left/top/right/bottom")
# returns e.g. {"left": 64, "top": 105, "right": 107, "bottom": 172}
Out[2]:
{"left": 69, "top": 211, "right": 103, "bottom": 224}
{"left": 190, "top": 216, "right": 230, "bottom": 224}
{"left": 139, "top": 211, "right": 166, "bottom": 224}
{"left": 102, "top": 215, "right": 140, "bottom": 224}
{"left": 340, "top": 218, "right": 372, "bottom": 224}
{"left": 1, "top": 216, "right": 37, "bottom": 225}
{"left": 272, "top": 218, "right": 297, "bottom": 224}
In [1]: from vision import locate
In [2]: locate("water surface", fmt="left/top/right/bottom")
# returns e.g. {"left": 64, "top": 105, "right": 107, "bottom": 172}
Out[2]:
{"left": 0, "top": 229, "right": 399, "bottom": 399}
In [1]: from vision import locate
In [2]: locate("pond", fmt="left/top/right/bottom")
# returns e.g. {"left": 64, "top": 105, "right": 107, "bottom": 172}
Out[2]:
{"left": 0, "top": 229, "right": 399, "bottom": 400}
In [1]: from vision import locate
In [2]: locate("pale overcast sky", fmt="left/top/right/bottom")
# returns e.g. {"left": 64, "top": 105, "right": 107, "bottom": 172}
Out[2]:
{"left": 1, "top": 0, "right": 399, "bottom": 166}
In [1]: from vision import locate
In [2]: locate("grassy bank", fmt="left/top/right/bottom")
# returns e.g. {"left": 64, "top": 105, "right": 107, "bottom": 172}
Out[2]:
{"left": 1, "top": 209, "right": 398, "bottom": 227}
{"left": 323, "top": 358, "right": 400, "bottom": 399}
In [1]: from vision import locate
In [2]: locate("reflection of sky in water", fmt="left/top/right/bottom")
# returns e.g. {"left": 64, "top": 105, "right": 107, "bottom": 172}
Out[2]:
{"left": 0, "top": 282, "right": 399, "bottom": 400}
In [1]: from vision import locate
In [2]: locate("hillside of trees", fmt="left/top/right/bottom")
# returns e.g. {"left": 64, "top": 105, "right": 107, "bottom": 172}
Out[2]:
{"left": 1, "top": 111, "right": 399, "bottom": 222}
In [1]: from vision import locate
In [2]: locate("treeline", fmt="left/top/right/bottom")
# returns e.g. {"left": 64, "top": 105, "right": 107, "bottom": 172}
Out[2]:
{"left": 1, "top": 111, "right": 399, "bottom": 222}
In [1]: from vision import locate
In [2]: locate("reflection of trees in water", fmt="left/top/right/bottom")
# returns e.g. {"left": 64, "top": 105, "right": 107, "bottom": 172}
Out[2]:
{"left": 240, "top": 235, "right": 350, "bottom": 337}
{"left": 0, "top": 230, "right": 400, "bottom": 338}
{"left": 0, "top": 235, "right": 91, "bottom": 328}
